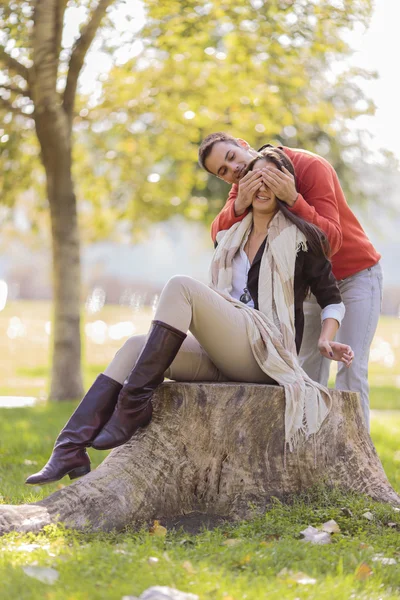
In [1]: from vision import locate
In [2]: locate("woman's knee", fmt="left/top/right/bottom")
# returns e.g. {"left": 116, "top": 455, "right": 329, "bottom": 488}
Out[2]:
{"left": 163, "top": 274, "right": 200, "bottom": 300}
{"left": 117, "top": 334, "right": 146, "bottom": 362}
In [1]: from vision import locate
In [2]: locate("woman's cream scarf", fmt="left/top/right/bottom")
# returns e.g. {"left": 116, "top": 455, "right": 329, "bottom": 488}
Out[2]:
{"left": 209, "top": 211, "right": 331, "bottom": 450}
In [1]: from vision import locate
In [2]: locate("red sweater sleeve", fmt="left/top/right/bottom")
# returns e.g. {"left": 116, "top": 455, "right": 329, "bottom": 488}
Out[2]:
{"left": 291, "top": 160, "right": 343, "bottom": 256}
{"left": 211, "top": 185, "right": 249, "bottom": 242}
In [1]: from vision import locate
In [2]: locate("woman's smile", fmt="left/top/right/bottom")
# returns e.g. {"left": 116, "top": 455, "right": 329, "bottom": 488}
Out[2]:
{"left": 255, "top": 193, "right": 272, "bottom": 202}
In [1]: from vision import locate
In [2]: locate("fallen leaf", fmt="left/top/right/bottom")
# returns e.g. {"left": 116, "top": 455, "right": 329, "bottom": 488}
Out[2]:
{"left": 372, "top": 554, "right": 397, "bottom": 565}
{"left": 149, "top": 520, "right": 167, "bottom": 537}
{"left": 14, "top": 543, "right": 41, "bottom": 552}
{"left": 359, "top": 542, "right": 373, "bottom": 550}
{"left": 114, "top": 548, "right": 129, "bottom": 554}
{"left": 139, "top": 586, "right": 199, "bottom": 599}
{"left": 355, "top": 562, "right": 373, "bottom": 581}
{"left": 222, "top": 538, "right": 243, "bottom": 547}
{"left": 300, "top": 526, "right": 331, "bottom": 545}
{"left": 278, "top": 568, "right": 316, "bottom": 585}
{"left": 239, "top": 554, "right": 252, "bottom": 565}
{"left": 277, "top": 567, "right": 289, "bottom": 578}
{"left": 310, "top": 532, "right": 331, "bottom": 545}
{"left": 300, "top": 525, "right": 319, "bottom": 538}
{"left": 22, "top": 566, "right": 59, "bottom": 585}
{"left": 321, "top": 519, "right": 340, "bottom": 533}
{"left": 289, "top": 572, "right": 317, "bottom": 585}
{"left": 182, "top": 561, "right": 196, "bottom": 574}
{"left": 362, "top": 511, "right": 374, "bottom": 521}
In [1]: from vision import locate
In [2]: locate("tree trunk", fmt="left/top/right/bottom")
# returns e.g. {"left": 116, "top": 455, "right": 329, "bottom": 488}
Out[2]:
{"left": 35, "top": 110, "right": 84, "bottom": 400}
{"left": 0, "top": 383, "right": 398, "bottom": 535}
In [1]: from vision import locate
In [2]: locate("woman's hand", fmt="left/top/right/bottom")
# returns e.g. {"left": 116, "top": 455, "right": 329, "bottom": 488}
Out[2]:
{"left": 318, "top": 340, "right": 354, "bottom": 367}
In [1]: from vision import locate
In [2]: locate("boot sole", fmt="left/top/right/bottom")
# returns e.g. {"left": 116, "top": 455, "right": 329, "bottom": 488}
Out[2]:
{"left": 91, "top": 438, "right": 128, "bottom": 451}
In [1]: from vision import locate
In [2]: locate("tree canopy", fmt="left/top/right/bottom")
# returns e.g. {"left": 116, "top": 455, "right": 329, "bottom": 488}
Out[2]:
{"left": 1, "top": 0, "right": 379, "bottom": 240}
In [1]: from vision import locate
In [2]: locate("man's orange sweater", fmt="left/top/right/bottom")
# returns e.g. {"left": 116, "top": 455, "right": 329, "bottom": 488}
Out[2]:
{"left": 211, "top": 146, "right": 380, "bottom": 280}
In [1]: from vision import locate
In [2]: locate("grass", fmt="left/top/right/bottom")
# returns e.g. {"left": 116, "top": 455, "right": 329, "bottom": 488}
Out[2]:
{"left": 0, "top": 451, "right": 399, "bottom": 599}
{"left": 0, "top": 301, "right": 399, "bottom": 598}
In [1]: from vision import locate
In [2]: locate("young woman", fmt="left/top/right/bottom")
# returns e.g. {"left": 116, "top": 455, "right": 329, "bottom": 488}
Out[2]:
{"left": 27, "top": 148, "right": 353, "bottom": 486}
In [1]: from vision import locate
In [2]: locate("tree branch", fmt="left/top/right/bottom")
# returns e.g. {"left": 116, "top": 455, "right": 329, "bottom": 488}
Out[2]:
{"left": 0, "top": 84, "right": 31, "bottom": 98}
{"left": 0, "top": 96, "right": 29, "bottom": 117}
{"left": 0, "top": 46, "right": 30, "bottom": 83}
{"left": 63, "top": 0, "right": 114, "bottom": 117}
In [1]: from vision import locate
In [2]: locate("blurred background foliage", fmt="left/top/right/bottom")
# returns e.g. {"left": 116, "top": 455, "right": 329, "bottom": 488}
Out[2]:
{"left": 0, "top": 0, "right": 385, "bottom": 243}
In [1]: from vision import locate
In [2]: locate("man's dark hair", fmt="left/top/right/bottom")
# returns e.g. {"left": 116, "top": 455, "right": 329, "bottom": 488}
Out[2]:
{"left": 198, "top": 132, "right": 241, "bottom": 172}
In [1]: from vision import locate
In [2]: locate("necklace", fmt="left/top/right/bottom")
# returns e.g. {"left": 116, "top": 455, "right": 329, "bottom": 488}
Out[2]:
{"left": 240, "top": 286, "right": 252, "bottom": 304}
{"left": 240, "top": 226, "right": 268, "bottom": 305}
{"left": 240, "top": 245, "right": 252, "bottom": 305}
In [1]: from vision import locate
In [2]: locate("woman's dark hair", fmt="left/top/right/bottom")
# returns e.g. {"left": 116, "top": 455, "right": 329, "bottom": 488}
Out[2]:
{"left": 245, "top": 147, "right": 331, "bottom": 259}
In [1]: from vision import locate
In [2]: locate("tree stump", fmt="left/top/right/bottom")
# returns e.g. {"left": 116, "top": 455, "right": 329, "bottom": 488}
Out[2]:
{"left": 0, "top": 382, "right": 398, "bottom": 535}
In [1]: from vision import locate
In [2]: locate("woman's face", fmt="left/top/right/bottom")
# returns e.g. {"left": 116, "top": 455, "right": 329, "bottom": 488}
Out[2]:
{"left": 251, "top": 159, "right": 278, "bottom": 215}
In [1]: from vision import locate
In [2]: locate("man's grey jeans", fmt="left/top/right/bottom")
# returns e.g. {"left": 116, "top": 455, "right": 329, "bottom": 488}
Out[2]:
{"left": 299, "top": 262, "right": 383, "bottom": 430}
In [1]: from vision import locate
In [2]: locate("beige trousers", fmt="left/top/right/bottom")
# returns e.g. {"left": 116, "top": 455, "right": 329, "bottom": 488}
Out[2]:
{"left": 104, "top": 275, "right": 273, "bottom": 385}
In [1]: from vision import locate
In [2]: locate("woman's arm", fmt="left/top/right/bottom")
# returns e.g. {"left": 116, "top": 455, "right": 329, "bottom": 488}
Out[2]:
{"left": 302, "top": 250, "right": 354, "bottom": 367}
{"left": 318, "top": 318, "right": 353, "bottom": 367}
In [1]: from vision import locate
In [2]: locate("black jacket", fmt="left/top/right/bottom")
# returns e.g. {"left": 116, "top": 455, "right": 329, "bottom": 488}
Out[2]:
{"left": 246, "top": 238, "right": 342, "bottom": 353}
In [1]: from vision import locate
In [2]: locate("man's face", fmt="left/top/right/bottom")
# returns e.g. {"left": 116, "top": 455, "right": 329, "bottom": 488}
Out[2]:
{"left": 204, "top": 141, "right": 257, "bottom": 184}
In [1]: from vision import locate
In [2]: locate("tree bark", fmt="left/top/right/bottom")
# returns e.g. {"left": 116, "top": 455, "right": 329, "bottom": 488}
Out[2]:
{"left": 0, "top": 383, "right": 398, "bottom": 535}
{"left": 26, "top": 0, "right": 113, "bottom": 399}
{"left": 34, "top": 107, "right": 84, "bottom": 400}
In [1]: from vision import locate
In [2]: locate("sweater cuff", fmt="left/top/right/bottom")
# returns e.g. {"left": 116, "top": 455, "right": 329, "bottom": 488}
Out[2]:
{"left": 231, "top": 200, "right": 249, "bottom": 221}
{"left": 321, "top": 302, "right": 345, "bottom": 326}
{"left": 289, "top": 193, "right": 313, "bottom": 220}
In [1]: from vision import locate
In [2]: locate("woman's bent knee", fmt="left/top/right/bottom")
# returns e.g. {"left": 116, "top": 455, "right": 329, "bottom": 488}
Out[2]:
{"left": 118, "top": 334, "right": 147, "bottom": 361}
{"left": 162, "top": 274, "right": 202, "bottom": 302}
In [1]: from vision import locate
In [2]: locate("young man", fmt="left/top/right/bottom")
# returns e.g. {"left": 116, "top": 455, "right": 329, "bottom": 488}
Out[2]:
{"left": 198, "top": 132, "right": 382, "bottom": 430}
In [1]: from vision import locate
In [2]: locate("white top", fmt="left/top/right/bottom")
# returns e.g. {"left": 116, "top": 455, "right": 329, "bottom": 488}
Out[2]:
{"left": 230, "top": 249, "right": 345, "bottom": 325}
{"left": 231, "top": 247, "right": 255, "bottom": 308}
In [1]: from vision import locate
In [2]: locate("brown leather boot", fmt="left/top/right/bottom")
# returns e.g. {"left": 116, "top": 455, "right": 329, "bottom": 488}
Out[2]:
{"left": 25, "top": 374, "right": 122, "bottom": 485}
{"left": 92, "top": 320, "right": 186, "bottom": 451}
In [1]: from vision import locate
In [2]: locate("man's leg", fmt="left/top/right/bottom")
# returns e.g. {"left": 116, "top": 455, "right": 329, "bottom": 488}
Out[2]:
{"left": 335, "top": 263, "right": 383, "bottom": 430}
{"left": 299, "top": 294, "right": 331, "bottom": 386}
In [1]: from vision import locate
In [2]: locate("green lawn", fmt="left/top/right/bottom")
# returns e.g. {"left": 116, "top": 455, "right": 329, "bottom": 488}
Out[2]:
{"left": 0, "top": 407, "right": 399, "bottom": 600}
{"left": 0, "top": 302, "right": 399, "bottom": 599}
